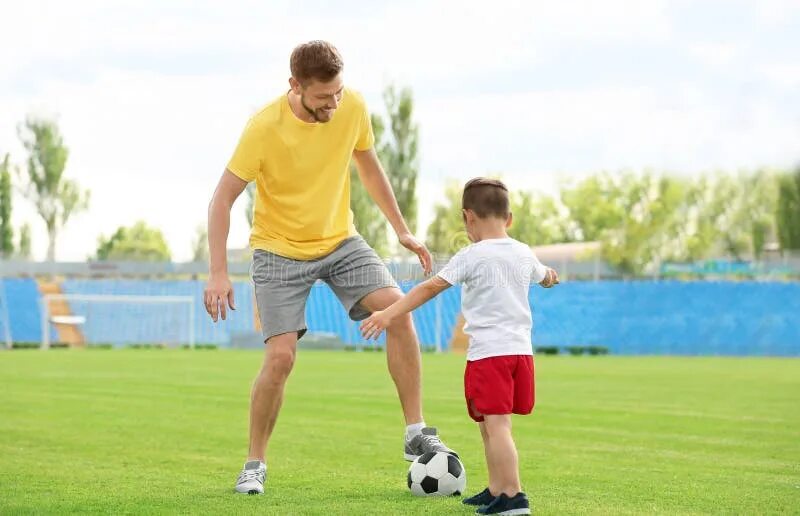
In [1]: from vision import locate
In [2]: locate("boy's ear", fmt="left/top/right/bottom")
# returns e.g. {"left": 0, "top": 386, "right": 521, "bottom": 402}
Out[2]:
{"left": 506, "top": 212, "right": 513, "bottom": 228}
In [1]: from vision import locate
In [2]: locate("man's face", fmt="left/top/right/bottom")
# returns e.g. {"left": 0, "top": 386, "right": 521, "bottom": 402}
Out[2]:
{"left": 296, "top": 75, "right": 344, "bottom": 123}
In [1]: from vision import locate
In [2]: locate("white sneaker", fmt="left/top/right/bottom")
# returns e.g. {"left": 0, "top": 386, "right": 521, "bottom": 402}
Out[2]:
{"left": 234, "top": 460, "right": 266, "bottom": 494}
{"left": 404, "top": 426, "right": 459, "bottom": 461}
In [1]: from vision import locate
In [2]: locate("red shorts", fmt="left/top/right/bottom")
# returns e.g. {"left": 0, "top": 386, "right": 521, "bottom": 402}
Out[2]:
{"left": 464, "top": 355, "right": 535, "bottom": 422}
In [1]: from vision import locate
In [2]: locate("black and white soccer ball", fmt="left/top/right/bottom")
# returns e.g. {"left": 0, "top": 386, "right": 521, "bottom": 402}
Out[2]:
{"left": 407, "top": 452, "right": 466, "bottom": 496}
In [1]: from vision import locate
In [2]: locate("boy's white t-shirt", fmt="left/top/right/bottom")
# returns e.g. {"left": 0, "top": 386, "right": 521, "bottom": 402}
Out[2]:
{"left": 437, "top": 237, "right": 548, "bottom": 361}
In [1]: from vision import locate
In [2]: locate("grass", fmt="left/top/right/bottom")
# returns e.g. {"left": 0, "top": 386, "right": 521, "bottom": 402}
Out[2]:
{"left": 0, "top": 349, "right": 798, "bottom": 514}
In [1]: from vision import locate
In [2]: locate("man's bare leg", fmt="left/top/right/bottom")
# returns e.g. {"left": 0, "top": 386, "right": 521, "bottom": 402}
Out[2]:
{"left": 359, "top": 287, "right": 457, "bottom": 460}
{"left": 359, "top": 287, "right": 422, "bottom": 424}
{"left": 247, "top": 332, "right": 298, "bottom": 461}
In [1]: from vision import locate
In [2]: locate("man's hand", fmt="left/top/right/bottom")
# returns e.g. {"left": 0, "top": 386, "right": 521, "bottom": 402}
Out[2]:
{"left": 540, "top": 268, "right": 560, "bottom": 288}
{"left": 398, "top": 232, "right": 433, "bottom": 275}
{"left": 360, "top": 310, "right": 393, "bottom": 340}
{"left": 204, "top": 273, "right": 236, "bottom": 322}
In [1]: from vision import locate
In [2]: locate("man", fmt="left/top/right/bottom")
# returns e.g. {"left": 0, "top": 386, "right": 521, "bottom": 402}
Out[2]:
{"left": 204, "top": 40, "right": 457, "bottom": 495}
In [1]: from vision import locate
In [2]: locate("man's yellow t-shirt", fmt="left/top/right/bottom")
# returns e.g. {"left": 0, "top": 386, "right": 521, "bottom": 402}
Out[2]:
{"left": 227, "top": 88, "right": 374, "bottom": 260}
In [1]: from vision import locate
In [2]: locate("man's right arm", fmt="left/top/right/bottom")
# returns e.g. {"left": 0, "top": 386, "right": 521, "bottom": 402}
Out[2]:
{"left": 204, "top": 169, "right": 249, "bottom": 322}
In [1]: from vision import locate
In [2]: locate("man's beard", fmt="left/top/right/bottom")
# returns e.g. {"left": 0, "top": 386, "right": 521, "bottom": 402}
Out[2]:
{"left": 301, "top": 95, "right": 332, "bottom": 123}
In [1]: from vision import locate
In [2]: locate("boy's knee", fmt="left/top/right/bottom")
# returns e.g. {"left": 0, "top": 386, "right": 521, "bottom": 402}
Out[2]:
{"left": 482, "top": 414, "right": 512, "bottom": 435}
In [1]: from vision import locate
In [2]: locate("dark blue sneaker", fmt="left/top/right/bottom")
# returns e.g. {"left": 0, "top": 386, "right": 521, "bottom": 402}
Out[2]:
{"left": 476, "top": 492, "right": 531, "bottom": 515}
{"left": 463, "top": 487, "right": 496, "bottom": 506}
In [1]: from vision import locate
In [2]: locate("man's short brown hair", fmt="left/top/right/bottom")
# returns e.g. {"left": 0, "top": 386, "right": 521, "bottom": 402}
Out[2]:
{"left": 462, "top": 178, "right": 510, "bottom": 219}
{"left": 290, "top": 40, "right": 343, "bottom": 84}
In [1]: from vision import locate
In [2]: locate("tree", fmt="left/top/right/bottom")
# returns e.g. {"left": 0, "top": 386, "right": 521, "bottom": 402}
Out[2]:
{"left": 0, "top": 153, "right": 12, "bottom": 258}
{"left": 561, "top": 172, "right": 690, "bottom": 276}
{"left": 96, "top": 221, "right": 171, "bottom": 261}
{"left": 377, "top": 85, "right": 420, "bottom": 233}
{"left": 776, "top": 167, "right": 800, "bottom": 251}
{"left": 424, "top": 177, "right": 578, "bottom": 256}
{"left": 681, "top": 174, "right": 723, "bottom": 261}
{"left": 17, "top": 117, "right": 89, "bottom": 261}
{"left": 693, "top": 171, "right": 777, "bottom": 261}
{"left": 244, "top": 182, "right": 256, "bottom": 228}
{"left": 560, "top": 173, "right": 626, "bottom": 242}
{"left": 351, "top": 114, "right": 389, "bottom": 255}
{"left": 17, "top": 223, "right": 31, "bottom": 260}
{"left": 508, "top": 191, "right": 575, "bottom": 246}
{"left": 425, "top": 180, "right": 470, "bottom": 256}
{"left": 191, "top": 224, "right": 209, "bottom": 262}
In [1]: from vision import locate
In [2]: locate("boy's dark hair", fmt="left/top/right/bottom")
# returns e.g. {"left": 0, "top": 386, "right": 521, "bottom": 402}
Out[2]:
{"left": 462, "top": 177, "right": 510, "bottom": 219}
{"left": 290, "top": 40, "right": 343, "bottom": 85}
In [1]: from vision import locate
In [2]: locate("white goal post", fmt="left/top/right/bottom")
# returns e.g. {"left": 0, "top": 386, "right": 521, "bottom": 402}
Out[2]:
{"left": 40, "top": 294, "right": 196, "bottom": 349}
{"left": 0, "top": 280, "right": 11, "bottom": 350}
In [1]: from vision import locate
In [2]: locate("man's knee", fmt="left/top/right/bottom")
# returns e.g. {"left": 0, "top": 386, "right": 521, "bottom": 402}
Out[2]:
{"left": 265, "top": 334, "right": 297, "bottom": 377}
{"left": 269, "top": 347, "right": 296, "bottom": 374}
{"left": 387, "top": 311, "right": 414, "bottom": 333}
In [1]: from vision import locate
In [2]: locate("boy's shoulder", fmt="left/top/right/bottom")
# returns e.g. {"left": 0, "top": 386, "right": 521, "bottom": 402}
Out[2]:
{"left": 457, "top": 238, "right": 532, "bottom": 257}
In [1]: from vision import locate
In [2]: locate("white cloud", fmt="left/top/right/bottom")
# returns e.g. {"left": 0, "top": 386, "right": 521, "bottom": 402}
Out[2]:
{"left": 687, "top": 42, "right": 740, "bottom": 68}
{"left": 761, "top": 63, "right": 800, "bottom": 88}
{"left": 1, "top": 0, "right": 798, "bottom": 261}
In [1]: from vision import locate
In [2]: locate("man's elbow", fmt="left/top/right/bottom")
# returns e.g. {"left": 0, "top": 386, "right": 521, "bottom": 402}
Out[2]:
{"left": 208, "top": 192, "right": 233, "bottom": 216}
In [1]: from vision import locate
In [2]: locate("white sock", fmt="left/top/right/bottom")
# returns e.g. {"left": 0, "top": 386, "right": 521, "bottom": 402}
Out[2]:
{"left": 406, "top": 421, "right": 426, "bottom": 440}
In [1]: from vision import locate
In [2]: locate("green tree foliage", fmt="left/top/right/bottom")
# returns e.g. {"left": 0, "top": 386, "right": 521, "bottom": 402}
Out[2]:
{"left": 508, "top": 191, "right": 575, "bottom": 246}
{"left": 244, "top": 182, "right": 255, "bottom": 229}
{"left": 425, "top": 180, "right": 470, "bottom": 256}
{"left": 191, "top": 225, "right": 209, "bottom": 262}
{"left": 561, "top": 170, "right": 780, "bottom": 274}
{"left": 17, "top": 117, "right": 89, "bottom": 261}
{"left": 776, "top": 167, "right": 800, "bottom": 251}
{"left": 351, "top": 114, "right": 389, "bottom": 255}
{"left": 18, "top": 223, "right": 32, "bottom": 260}
{"left": 96, "top": 221, "right": 171, "bottom": 262}
{"left": 562, "top": 172, "right": 711, "bottom": 275}
{"left": 378, "top": 85, "right": 419, "bottom": 233}
{"left": 0, "top": 153, "right": 12, "bottom": 257}
{"left": 428, "top": 170, "right": 784, "bottom": 274}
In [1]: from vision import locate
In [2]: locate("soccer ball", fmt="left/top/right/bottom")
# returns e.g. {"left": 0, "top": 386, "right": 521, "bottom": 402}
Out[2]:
{"left": 407, "top": 452, "right": 466, "bottom": 496}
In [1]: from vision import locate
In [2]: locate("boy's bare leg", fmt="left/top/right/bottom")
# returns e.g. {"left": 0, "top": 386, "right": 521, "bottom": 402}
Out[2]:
{"left": 483, "top": 414, "right": 522, "bottom": 496}
{"left": 478, "top": 420, "right": 500, "bottom": 495}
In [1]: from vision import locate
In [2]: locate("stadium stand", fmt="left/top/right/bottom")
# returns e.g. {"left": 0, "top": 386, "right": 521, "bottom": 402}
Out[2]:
{"left": 2, "top": 277, "right": 798, "bottom": 355}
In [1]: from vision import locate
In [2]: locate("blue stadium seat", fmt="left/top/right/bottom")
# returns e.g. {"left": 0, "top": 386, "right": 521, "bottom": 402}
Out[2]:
{"left": 0, "top": 277, "right": 793, "bottom": 355}
{"left": 1, "top": 278, "right": 43, "bottom": 343}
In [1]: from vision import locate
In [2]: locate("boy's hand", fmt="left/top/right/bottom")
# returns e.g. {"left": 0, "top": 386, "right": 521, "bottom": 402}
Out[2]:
{"left": 360, "top": 310, "right": 392, "bottom": 340}
{"left": 540, "top": 268, "right": 560, "bottom": 288}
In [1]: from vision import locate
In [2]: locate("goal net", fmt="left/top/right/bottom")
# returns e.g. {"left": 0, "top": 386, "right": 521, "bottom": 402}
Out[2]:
{"left": 40, "top": 294, "right": 195, "bottom": 349}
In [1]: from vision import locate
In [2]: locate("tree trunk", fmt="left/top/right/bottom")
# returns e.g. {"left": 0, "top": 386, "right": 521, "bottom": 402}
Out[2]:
{"left": 47, "top": 227, "right": 57, "bottom": 262}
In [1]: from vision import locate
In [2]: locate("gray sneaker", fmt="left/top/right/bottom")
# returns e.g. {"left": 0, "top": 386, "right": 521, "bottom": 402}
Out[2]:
{"left": 234, "top": 460, "right": 266, "bottom": 494}
{"left": 404, "top": 427, "right": 459, "bottom": 461}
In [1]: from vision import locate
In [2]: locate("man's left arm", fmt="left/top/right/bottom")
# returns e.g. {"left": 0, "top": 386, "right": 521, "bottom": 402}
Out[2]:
{"left": 353, "top": 148, "right": 432, "bottom": 274}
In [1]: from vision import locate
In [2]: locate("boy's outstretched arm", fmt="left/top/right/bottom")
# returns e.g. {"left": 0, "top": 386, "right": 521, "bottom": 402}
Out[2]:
{"left": 360, "top": 276, "right": 452, "bottom": 340}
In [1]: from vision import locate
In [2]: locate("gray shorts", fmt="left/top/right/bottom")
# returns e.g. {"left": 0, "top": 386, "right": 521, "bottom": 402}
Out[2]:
{"left": 250, "top": 236, "right": 399, "bottom": 342}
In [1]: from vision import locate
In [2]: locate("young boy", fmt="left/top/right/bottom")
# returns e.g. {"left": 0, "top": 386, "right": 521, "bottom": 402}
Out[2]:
{"left": 360, "top": 178, "right": 558, "bottom": 515}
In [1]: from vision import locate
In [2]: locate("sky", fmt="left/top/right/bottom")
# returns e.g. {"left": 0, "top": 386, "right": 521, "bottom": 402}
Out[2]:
{"left": 1, "top": 0, "right": 798, "bottom": 261}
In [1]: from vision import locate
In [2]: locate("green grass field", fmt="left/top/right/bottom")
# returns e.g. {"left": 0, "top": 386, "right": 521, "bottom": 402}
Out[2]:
{"left": 1, "top": 350, "right": 798, "bottom": 515}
